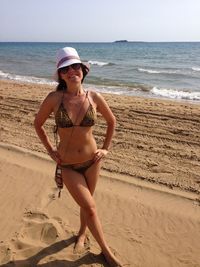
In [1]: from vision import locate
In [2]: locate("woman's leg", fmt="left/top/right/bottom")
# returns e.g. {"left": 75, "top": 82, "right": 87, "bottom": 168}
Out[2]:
{"left": 62, "top": 167, "right": 122, "bottom": 267}
{"left": 76, "top": 161, "right": 102, "bottom": 249}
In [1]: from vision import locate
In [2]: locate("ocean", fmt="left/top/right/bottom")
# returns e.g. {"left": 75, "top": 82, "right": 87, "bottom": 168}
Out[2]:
{"left": 0, "top": 42, "right": 200, "bottom": 102}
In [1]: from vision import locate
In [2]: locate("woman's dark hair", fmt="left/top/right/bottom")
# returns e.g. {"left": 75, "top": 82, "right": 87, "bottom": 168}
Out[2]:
{"left": 56, "top": 64, "right": 89, "bottom": 91}
{"left": 56, "top": 77, "right": 67, "bottom": 91}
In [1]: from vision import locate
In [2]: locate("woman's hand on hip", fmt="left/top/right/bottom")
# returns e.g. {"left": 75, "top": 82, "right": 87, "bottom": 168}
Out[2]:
{"left": 93, "top": 148, "right": 108, "bottom": 162}
{"left": 48, "top": 149, "right": 62, "bottom": 164}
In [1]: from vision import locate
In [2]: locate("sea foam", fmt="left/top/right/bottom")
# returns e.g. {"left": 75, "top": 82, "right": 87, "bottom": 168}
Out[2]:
{"left": 192, "top": 67, "right": 200, "bottom": 72}
{"left": 138, "top": 68, "right": 180, "bottom": 75}
{"left": 88, "top": 60, "right": 109, "bottom": 66}
{"left": 151, "top": 87, "right": 200, "bottom": 101}
{"left": 0, "top": 70, "right": 56, "bottom": 85}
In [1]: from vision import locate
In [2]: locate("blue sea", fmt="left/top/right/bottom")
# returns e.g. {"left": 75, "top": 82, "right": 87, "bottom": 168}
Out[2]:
{"left": 0, "top": 42, "right": 200, "bottom": 101}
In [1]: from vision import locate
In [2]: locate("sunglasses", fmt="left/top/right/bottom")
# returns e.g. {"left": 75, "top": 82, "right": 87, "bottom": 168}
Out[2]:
{"left": 59, "top": 63, "right": 82, "bottom": 74}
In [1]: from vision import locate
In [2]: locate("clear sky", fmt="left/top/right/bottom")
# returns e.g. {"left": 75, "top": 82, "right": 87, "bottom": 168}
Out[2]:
{"left": 1, "top": 0, "right": 200, "bottom": 42}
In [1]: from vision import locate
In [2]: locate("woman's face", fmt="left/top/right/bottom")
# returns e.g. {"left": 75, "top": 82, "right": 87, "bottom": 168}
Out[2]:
{"left": 59, "top": 63, "right": 83, "bottom": 85}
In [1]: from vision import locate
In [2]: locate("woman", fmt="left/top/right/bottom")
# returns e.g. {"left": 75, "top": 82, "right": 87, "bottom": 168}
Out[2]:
{"left": 34, "top": 47, "right": 122, "bottom": 266}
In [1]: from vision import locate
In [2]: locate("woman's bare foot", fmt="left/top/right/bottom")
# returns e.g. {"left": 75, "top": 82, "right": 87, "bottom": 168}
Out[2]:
{"left": 103, "top": 249, "right": 122, "bottom": 267}
{"left": 74, "top": 234, "right": 90, "bottom": 254}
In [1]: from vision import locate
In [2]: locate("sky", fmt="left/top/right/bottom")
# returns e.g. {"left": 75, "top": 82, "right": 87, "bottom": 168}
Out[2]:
{"left": 1, "top": 0, "right": 200, "bottom": 42}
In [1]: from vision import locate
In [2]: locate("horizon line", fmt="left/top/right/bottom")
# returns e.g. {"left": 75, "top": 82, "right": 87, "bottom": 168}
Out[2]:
{"left": 0, "top": 40, "right": 200, "bottom": 43}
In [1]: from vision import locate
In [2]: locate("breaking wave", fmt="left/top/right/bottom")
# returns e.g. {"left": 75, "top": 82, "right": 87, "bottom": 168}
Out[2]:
{"left": 151, "top": 87, "right": 200, "bottom": 101}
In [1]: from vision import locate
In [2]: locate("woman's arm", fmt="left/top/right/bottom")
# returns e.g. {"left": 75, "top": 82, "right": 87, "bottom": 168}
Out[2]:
{"left": 93, "top": 92, "right": 116, "bottom": 161}
{"left": 34, "top": 92, "right": 61, "bottom": 163}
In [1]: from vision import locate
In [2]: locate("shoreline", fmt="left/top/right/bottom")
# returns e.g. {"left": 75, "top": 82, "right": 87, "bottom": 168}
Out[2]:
{"left": 1, "top": 76, "right": 200, "bottom": 104}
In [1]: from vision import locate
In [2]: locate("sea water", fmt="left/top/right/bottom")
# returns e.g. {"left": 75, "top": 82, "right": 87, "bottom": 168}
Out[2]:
{"left": 0, "top": 42, "right": 200, "bottom": 101}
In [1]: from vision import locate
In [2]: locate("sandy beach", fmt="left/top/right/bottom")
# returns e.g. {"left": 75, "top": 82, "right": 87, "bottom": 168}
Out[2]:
{"left": 0, "top": 80, "right": 200, "bottom": 267}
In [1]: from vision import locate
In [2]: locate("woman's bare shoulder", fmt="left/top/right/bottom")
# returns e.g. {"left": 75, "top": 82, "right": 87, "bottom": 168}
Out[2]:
{"left": 43, "top": 90, "right": 63, "bottom": 103}
{"left": 46, "top": 90, "right": 62, "bottom": 99}
{"left": 87, "top": 89, "right": 101, "bottom": 100}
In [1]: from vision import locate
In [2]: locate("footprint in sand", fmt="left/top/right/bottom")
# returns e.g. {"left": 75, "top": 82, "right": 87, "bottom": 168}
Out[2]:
{"left": 19, "top": 210, "right": 67, "bottom": 244}
{"left": 0, "top": 242, "right": 12, "bottom": 265}
{"left": 7, "top": 210, "right": 69, "bottom": 263}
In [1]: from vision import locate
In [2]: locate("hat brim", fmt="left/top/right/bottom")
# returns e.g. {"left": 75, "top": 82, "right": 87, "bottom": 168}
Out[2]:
{"left": 53, "top": 61, "right": 90, "bottom": 83}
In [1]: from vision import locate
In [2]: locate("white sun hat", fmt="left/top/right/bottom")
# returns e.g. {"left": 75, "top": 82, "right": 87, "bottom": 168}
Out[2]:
{"left": 54, "top": 47, "right": 90, "bottom": 82}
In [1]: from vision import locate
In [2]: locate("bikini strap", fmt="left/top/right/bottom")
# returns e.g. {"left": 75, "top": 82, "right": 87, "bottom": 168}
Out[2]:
{"left": 86, "top": 90, "right": 92, "bottom": 104}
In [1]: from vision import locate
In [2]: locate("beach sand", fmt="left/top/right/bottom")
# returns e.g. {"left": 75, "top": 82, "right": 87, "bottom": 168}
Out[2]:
{"left": 0, "top": 80, "right": 200, "bottom": 267}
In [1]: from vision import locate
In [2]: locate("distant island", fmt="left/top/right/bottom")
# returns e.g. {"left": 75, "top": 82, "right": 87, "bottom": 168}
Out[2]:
{"left": 114, "top": 40, "right": 145, "bottom": 43}
{"left": 114, "top": 40, "right": 128, "bottom": 43}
